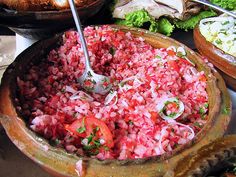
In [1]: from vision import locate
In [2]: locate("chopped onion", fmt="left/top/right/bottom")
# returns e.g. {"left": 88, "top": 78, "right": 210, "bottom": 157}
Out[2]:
{"left": 158, "top": 126, "right": 168, "bottom": 153}
{"left": 167, "top": 46, "right": 177, "bottom": 52}
{"left": 104, "top": 91, "right": 118, "bottom": 106}
{"left": 199, "top": 17, "right": 234, "bottom": 28}
{"left": 167, "top": 119, "right": 195, "bottom": 140}
{"left": 70, "top": 91, "right": 94, "bottom": 101}
{"left": 120, "top": 76, "right": 136, "bottom": 84}
{"left": 156, "top": 97, "right": 184, "bottom": 120}
{"left": 177, "top": 47, "right": 186, "bottom": 56}
{"left": 65, "top": 85, "right": 77, "bottom": 94}
{"left": 118, "top": 76, "right": 143, "bottom": 92}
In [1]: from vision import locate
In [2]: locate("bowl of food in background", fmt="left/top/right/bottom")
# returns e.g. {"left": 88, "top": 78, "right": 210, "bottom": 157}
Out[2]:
{"left": 0, "top": 0, "right": 106, "bottom": 39}
{"left": 0, "top": 25, "right": 231, "bottom": 177}
{"left": 194, "top": 14, "right": 236, "bottom": 91}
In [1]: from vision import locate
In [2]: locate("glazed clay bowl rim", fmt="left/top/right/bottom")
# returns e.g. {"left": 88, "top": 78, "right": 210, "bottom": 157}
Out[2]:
{"left": 0, "top": 25, "right": 231, "bottom": 177}
{"left": 174, "top": 135, "right": 236, "bottom": 177}
{"left": 193, "top": 26, "right": 236, "bottom": 79}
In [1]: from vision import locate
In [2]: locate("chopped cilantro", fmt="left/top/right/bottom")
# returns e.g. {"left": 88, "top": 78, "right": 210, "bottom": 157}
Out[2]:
{"left": 92, "top": 79, "right": 97, "bottom": 84}
{"left": 199, "top": 107, "right": 205, "bottom": 115}
{"left": 77, "top": 126, "right": 86, "bottom": 133}
{"left": 61, "top": 88, "right": 65, "bottom": 93}
{"left": 222, "top": 107, "right": 230, "bottom": 115}
{"left": 215, "top": 39, "right": 222, "bottom": 45}
{"left": 169, "top": 112, "right": 177, "bottom": 118}
{"left": 222, "top": 21, "right": 230, "bottom": 25}
{"left": 93, "top": 140, "right": 101, "bottom": 146}
{"left": 83, "top": 145, "right": 94, "bottom": 151}
{"left": 50, "top": 138, "right": 61, "bottom": 146}
{"left": 120, "top": 81, "right": 126, "bottom": 87}
{"left": 194, "top": 122, "right": 203, "bottom": 128}
{"left": 95, "top": 126, "right": 100, "bottom": 132}
{"left": 87, "top": 134, "right": 94, "bottom": 144}
{"left": 87, "top": 71, "right": 92, "bottom": 77}
{"left": 204, "top": 103, "right": 209, "bottom": 108}
{"left": 173, "top": 143, "right": 178, "bottom": 148}
{"left": 109, "top": 47, "right": 116, "bottom": 56}
{"left": 103, "top": 146, "right": 110, "bottom": 151}
{"left": 128, "top": 120, "right": 134, "bottom": 125}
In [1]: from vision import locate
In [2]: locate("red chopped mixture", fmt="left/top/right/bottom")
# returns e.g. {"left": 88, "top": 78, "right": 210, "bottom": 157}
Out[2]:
{"left": 17, "top": 25, "right": 208, "bottom": 160}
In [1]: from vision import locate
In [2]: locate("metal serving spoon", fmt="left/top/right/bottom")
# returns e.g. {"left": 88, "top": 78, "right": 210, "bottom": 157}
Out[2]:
{"left": 68, "top": 0, "right": 112, "bottom": 95}
{"left": 192, "top": 0, "right": 236, "bottom": 18}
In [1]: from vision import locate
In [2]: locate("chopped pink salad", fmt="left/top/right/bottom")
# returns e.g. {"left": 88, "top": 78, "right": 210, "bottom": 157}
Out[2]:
{"left": 17, "top": 25, "right": 208, "bottom": 160}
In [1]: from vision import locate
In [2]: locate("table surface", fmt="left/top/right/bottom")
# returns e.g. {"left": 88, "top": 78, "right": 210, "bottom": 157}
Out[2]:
{"left": 0, "top": 20, "right": 236, "bottom": 177}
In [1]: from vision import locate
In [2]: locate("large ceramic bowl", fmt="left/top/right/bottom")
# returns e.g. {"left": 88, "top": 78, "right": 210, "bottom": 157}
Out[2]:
{"left": 0, "top": 0, "right": 105, "bottom": 39}
{"left": 0, "top": 25, "right": 231, "bottom": 177}
{"left": 194, "top": 26, "right": 236, "bottom": 91}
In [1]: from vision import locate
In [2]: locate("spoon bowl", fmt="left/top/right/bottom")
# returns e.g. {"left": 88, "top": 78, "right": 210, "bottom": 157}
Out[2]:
{"left": 78, "top": 70, "right": 112, "bottom": 95}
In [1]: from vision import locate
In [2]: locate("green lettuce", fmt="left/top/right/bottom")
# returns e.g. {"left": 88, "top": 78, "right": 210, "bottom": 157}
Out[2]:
{"left": 115, "top": 9, "right": 215, "bottom": 35}
{"left": 210, "top": 0, "right": 236, "bottom": 10}
{"left": 157, "top": 18, "right": 175, "bottom": 36}
{"left": 115, "top": 9, "right": 174, "bottom": 36}
{"left": 174, "top": 10, "right": 217, "bottom": 31}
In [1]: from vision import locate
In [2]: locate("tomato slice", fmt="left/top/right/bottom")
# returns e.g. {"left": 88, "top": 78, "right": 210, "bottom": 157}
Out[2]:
{"left": 65, "top": 116, "right": 114, "bottom": 148}
{"left": 150, "top": 111, "right": 158, "bottom": 123}
{"left": 65, "top": 118, "right": 87, "bottom": 138}
{"left": 167, "top": 50, "right": 176, "bottom": 56}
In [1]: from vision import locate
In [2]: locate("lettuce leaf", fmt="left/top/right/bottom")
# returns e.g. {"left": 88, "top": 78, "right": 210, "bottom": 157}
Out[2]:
{"left": 174, "top": 11, "right": 217, "bottom": 31}
{"left": 210, "top": 0, "right": 236, "bottom": 10}
{"left": 115, "top": 9, "right": 216, "bottom": 35}
{"left": 115, "top": 9, "right": 174, "bottom": 36}
{"left": 157, "top": 18, "right": 175, "bottom": 36}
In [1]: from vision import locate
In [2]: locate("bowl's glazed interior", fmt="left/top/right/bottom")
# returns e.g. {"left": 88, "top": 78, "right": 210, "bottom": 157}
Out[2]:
{"left": 0, "top": 25, "right": 231, "bottom": 177}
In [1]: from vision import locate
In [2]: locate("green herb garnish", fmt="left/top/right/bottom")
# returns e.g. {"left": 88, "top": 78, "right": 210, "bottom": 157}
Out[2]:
{"left": 199, "top": 107, "right": 205, "bottom": 115}
{"left": 87, "top": 134, "right": 94, "bottom": 144}
{"left": 204, "top": 103, "right": 209, "bottom": 108}
{"left": 215, "top": 39, "right": 222, "bottom": 45}
{"left": 128, "top": 120, "right": 134, "bottom": 125}
{"left": 194, "top": 122, "right": 203, "bottom": 128}
{"left": 109, "top": 47, "right": 116, "bottom": 56}
{"left": 77, "top": 127, "right": 86, "bottom": 133}
{"left": 222, "top": 107, "right": 230, "bottom": 115}
{"left": 222, "top": 21, "right": 230, "bottom": 25}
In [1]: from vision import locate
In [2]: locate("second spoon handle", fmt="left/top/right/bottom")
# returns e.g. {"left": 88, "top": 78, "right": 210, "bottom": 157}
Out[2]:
{"left": 192, "top": 0, "right": 236, "bottom": 18}
{"left": 68, "top": 0, "right": 92, "bottom": 69}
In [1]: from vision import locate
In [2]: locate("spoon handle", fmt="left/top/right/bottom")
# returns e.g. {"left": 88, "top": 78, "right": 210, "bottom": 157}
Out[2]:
{"left": 68, "top": 0, "right": 92, "bottom": 70}
{"left": 192, "top": 0, "right": 236, "bottom": 18}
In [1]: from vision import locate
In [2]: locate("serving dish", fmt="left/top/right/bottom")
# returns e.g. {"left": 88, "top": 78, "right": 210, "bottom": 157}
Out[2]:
{"left": 0, "top": 25, "right": 231, "bottom": 177}
{"left": 0, "top": 0, "right": 105, "bottom": 39}
{"left": 194, "top": 26, "right": 236, "bottom": 91}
